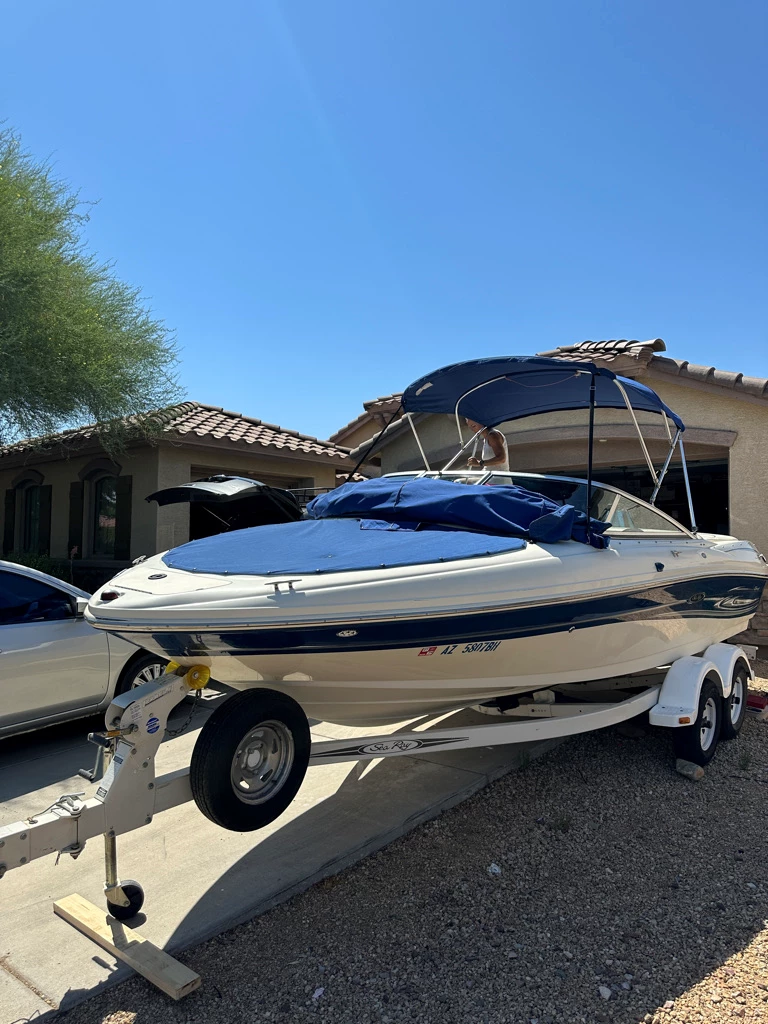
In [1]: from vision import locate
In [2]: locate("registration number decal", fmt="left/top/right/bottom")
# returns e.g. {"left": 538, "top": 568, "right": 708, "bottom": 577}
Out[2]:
{"left": 416, "top": 641, "right": 502, "bottom": 657}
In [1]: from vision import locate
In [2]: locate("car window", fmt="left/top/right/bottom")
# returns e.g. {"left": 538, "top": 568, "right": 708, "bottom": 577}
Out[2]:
{"left": 0, "top": 570, "right": 75, "bottom": 625}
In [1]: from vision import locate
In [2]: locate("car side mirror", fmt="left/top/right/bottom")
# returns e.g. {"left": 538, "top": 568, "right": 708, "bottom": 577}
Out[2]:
{"left": 74, "top": 596, "right": 89, "bottom": 618}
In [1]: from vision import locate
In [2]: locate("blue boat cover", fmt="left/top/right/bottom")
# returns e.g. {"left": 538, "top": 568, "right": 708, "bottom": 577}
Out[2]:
{"left": 308, "top": 477, "right": 609, "bottom": 548}
{"left": 162, "top": 518, "right": 527, "bottom": 576}
{"left": 401, "top": 356, "right": 685, "bottom": 431}
{"left": 162, "top": 478, "right": 610, "bottom": 577}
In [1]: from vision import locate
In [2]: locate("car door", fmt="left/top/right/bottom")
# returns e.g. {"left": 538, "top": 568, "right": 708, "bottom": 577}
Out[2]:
{"left": 0, "top": 568, "right": 111, "bottom": 730}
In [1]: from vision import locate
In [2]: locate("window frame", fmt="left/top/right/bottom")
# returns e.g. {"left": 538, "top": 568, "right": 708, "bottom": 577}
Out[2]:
{"left": 383, "top": 470, "right": 693, "bottom": 537}
{"left": 0, "top": 568, "right": 77, "bottom": 625}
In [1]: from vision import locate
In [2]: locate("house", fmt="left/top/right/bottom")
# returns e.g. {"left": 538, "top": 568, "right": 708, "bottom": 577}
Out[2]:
{"left": 0, "top": 402, "right": 351, "bottom": 590}
{"left": 332, "top": 339, "right": 768, "bottom": 643}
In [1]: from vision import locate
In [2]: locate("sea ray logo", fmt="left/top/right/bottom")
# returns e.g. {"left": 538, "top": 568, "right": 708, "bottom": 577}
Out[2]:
{"left": 337, "top": 629, "right": 358, "bottom": 637}
{"left": 361, "top": 739, "right": 422, "bottom": 754}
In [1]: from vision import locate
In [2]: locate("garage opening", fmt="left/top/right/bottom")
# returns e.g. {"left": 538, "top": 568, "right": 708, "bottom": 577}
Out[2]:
{"left": 593, "top": 459, "right": 729, "bottom": 534}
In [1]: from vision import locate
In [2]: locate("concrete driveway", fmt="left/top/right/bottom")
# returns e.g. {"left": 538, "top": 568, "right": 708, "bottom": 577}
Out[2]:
{"left": 0, "top": 689, "right": 556, "bottom": 1021}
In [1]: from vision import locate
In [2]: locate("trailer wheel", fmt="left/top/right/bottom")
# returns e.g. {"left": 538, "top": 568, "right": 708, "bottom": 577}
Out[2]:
{"left": 720, "top": 663, "right": 748, "bottom": 741}
{"left": 107, "top": 880, "right": 145, "bottom": 921}
{"left": 190, "top": 690, "right": 310, "bottom": 832}
{"left": 673, "top": 678, "right": 722, "bottom": 766}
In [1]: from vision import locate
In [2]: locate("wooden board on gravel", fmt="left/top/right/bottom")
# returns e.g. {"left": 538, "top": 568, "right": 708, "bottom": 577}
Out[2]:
{"left": 54, "top": 894, "right": 201, "bottom": 1001}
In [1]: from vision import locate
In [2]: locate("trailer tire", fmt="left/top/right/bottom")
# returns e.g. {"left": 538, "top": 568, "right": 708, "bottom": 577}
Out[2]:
{"left": 673, "top": 677, "right": 722, "bottom": 766}
{"left": 190, "top": 689, "right": 310, "bottom": 832}
{"left": 720, "top": 663, "right": 748, "bottom": 741}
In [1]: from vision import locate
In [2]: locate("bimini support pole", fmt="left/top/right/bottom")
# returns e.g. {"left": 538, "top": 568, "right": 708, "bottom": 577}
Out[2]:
{"left": 440, "top": 428, "right": 485, "bottom": 473}
{"left": 406, "top": 412, "right": 432, "bottom": 471}
{"left": 348, "top": 403, "right": 404, "bottom": 479}
{"left": 586, "top": 373, "right": 596, "bottom": 542}
{"left": 613, "top": 379, "right": 658, "bottom": 485}
{"left": 649, "top": 429, "right": 681, "bottom": 506}
{"left": 679, "top": 435, "right": 698, "bottom": 533}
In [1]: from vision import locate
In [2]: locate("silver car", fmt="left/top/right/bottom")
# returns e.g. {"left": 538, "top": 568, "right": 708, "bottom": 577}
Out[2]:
{"left": 0, "top": 560, "right": 166, "bottom": 738}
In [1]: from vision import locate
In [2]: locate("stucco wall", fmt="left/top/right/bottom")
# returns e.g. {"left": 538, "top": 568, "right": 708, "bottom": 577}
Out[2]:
{"left": 0, "top": 442, "right": 342, "bottom": 562}
{"left": 153, "top": 444, "right": 339, "bottom": 549}
{"left": 0, "top": 446, "right": 160, "bottom": 562}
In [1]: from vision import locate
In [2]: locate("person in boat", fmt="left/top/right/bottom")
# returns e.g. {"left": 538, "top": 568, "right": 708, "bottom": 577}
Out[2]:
{"left": 465, "top": 418, "right": 510, "bottom": 471}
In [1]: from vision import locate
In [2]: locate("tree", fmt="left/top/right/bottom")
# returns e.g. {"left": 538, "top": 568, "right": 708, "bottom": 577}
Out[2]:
{"left": 0, "top": 127, "right": 180, "bottom": 445}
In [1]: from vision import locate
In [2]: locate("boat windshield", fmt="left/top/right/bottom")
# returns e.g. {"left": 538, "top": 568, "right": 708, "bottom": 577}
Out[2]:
{"left": 384, "top": 471, "right": 690, "bottom": 535}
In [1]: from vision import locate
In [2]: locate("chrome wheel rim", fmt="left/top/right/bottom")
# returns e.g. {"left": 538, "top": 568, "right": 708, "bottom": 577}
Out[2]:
{"left": 700, "top": 696, "right": 718, "bottom": 752}
{"left": 230, "top": 721, "right": 294, "bottom": 805}
{"left": 729, "top": 676, "right": 745, "bottom": 726}
{"left": 131, "top": 662, "right": 166, "bottom": 688}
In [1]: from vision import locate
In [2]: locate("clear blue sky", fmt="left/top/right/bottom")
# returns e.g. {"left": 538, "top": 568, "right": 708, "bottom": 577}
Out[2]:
{"left": 2, "top": 1, "right": 766, "bottom": 440}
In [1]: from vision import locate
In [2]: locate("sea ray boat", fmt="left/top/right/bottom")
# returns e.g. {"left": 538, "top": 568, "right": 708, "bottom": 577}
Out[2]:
{"left": 87, "top": 356, "right": 768, "bottom": 727}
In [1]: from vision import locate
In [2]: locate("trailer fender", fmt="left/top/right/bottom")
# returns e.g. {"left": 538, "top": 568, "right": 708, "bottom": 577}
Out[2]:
{"left": 702, "top": 643, "right": 754, "bottom": 698}
{"left": 648, "top": 656, "right": 724, "bottom": 728}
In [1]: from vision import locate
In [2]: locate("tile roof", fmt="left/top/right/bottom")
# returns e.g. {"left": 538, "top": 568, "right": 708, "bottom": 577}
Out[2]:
{"left": 363, "top": 393, "right": 403, "bottom": 414}
{"left": 536, "top": 338, "right": 666, "bottom": 367}
{"left": 536, "top": 339, "right": 768, "bottom": 398}
{"left": 0, "top": 402, "right": 351, "bottom": 463}
{"left": 330, "top": 394, "right": 404, "bottom": 443}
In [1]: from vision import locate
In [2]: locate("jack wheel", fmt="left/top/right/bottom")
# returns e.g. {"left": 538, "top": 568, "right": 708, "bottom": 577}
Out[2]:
{"left": 107, "top": 880, "right": 145, "bottom": 921}
{"left": 190, "top": 689, "right": 310, "bottom": 832}
{"left": 673, "top": 677, "right": 722, "bottom": 766}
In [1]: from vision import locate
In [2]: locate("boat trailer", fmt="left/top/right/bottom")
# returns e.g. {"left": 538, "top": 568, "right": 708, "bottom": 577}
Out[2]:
{"left": 0, "top": 642, "right": 755, "bottom": 995}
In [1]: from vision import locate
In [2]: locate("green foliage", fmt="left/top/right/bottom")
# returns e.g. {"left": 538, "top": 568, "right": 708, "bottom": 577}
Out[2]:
{"left": 3, "top": 550, "right": 72, "bottom": 583}
{"left": 0, "top": 127, "right": 180, "bottom": 446}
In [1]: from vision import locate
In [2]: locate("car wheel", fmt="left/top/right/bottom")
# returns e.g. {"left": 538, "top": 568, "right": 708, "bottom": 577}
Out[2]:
{"left": 116, "top": 653, "right": 168, "bottom": 695}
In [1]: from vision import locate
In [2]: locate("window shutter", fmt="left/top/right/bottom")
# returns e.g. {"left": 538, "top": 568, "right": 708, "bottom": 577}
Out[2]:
{"left": 68, "top": 481, "right": 84, "bottom": 558}
{"left": 114, "top": 475, "right": 133, "bottom": 561}
{"left": 3, "top": 489, "right": 15, "bottom": 555}
{"left": 38, "top": 485, "right": 52, "bottom": 556}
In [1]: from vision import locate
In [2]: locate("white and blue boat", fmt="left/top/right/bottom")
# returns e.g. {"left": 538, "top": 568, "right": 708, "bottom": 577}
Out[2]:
{"left": 87, "top": 357, "right": 767, "bottom": 726}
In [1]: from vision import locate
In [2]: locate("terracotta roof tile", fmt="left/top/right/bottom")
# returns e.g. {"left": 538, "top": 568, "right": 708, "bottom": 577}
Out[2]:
{"left": 0, "top": 402, "right": 351, "bottom": 463}
{"left": 536, "top": 341, "right": 768, "bottom": 400}
{"left": 363, "top": 393, "right": 403, "bottom": 413}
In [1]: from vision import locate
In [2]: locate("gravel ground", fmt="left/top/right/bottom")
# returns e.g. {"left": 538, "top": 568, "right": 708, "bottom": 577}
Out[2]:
{"left": 56, "top": 662, "right": 768, "bottom": 1024}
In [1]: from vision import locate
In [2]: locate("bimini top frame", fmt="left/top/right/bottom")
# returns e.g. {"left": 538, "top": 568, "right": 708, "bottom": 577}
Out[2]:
{"left": 353, "top": 356, "right": 696, "bottom": 533}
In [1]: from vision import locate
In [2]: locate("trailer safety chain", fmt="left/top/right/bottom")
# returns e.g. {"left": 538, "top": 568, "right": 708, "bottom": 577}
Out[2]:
{"left": 165, "top": 688, "right": 202, "bottom": 738}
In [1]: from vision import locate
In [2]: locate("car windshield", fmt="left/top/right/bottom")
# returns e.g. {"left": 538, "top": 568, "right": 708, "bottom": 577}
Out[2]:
{"left": 384, "top": 471, "right": 688, "bottom": 534}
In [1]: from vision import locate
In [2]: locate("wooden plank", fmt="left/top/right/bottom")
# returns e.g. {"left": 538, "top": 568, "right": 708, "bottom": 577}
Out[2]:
{"left": 54, "top": 894, "right": 201, "bottom": 1001}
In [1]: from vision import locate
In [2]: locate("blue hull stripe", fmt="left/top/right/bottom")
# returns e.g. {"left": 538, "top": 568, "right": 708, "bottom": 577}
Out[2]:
{"left": 121, "top": 574, "right": 766, "bottom": 660}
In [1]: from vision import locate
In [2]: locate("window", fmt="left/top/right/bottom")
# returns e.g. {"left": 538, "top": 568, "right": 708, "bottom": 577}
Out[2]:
{"left": 92, "top": 476, "right": 118, "bottom": 556}
{"left": 484, "top": 473, "right": 687, "bottom": 534}
{"left": 603, "top": 494, "right": 686, "bottom": 534}
{"left": 0, "top": 570, "right": 74, "bottom": 625}
{"left": 22, "top": 486, "right": 42, "bottom": 553}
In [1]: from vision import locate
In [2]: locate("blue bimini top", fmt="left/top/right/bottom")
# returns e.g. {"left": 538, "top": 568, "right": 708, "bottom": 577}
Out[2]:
{"left": 401, "top": 356, "right": 685, "bottom": 432}
{"left": 163, "top": 477, "right": 608, "bottom": 577}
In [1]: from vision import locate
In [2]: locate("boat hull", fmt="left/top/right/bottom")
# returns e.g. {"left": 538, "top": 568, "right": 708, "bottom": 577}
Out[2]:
{"left": 99, "top": 572, "right": 765, "bottom": 725}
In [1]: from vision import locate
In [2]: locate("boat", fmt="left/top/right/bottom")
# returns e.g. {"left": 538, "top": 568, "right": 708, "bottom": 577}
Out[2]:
{"left": 87, "top": 356, "right": 768, "bottom": 728}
